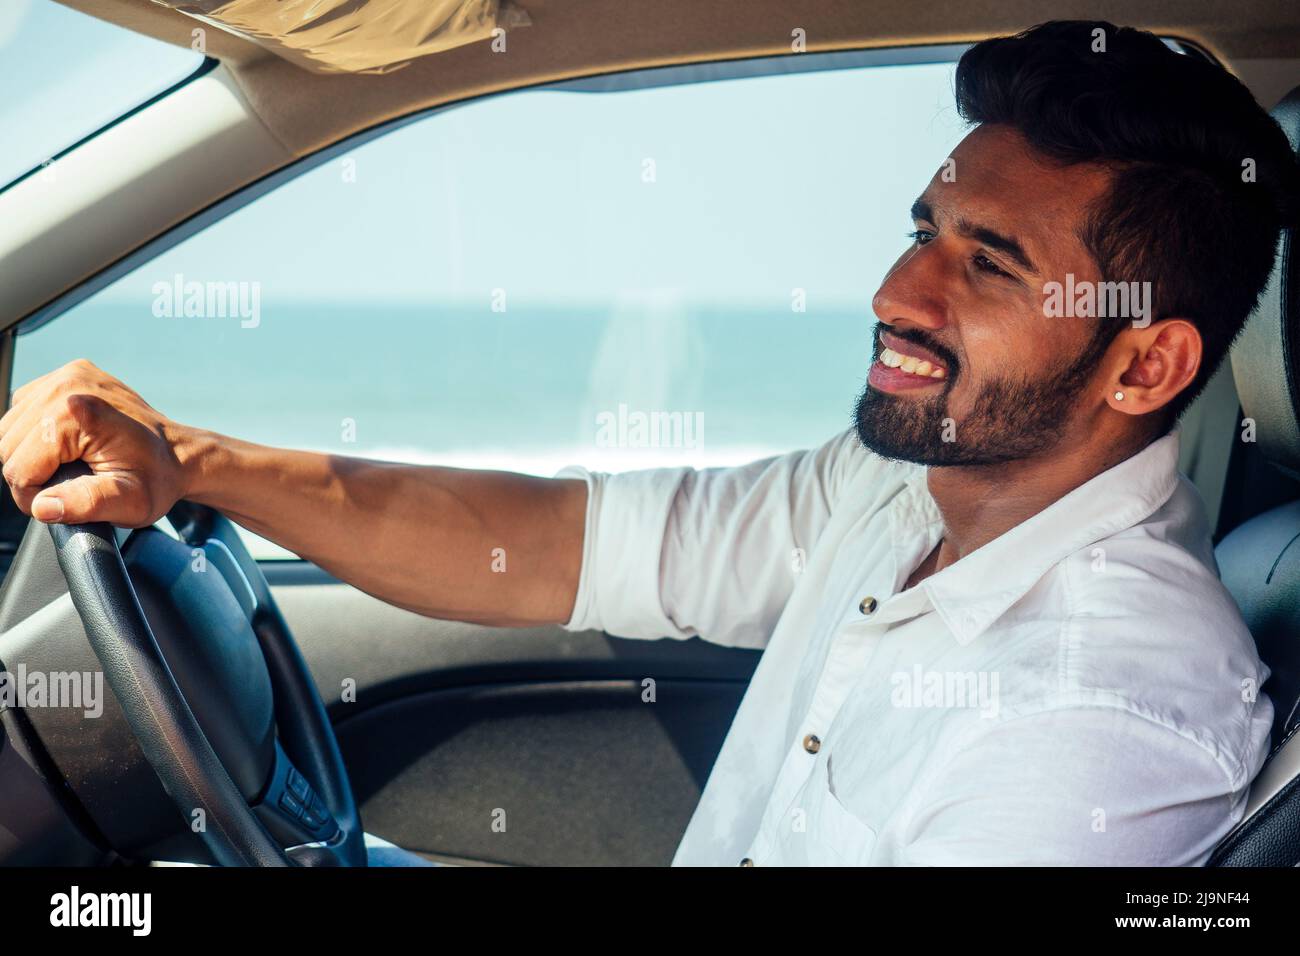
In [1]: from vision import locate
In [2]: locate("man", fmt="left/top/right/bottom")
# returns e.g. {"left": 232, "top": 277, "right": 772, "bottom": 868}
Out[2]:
{"left": 2, "top": 21, "right": 1298, "bottom": 865}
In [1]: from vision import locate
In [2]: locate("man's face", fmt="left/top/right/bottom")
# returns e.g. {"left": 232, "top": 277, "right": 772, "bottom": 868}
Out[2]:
{"left": 855, "top": 124, "right": 1119, "bottom": 467}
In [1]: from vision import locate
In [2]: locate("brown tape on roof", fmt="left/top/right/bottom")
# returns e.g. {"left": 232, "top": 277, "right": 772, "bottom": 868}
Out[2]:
{"left": 152, "top": 0, "right": 530, "bottom": 74}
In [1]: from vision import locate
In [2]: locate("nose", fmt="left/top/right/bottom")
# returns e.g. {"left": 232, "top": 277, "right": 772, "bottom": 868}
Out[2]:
{"left": 872, "top": 244, "right": 949, "bottom": 333}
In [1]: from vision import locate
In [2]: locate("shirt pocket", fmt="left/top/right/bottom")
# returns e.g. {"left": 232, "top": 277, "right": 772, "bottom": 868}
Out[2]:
{"left": 778, "top": 756, "right": 878, "bottom": 866}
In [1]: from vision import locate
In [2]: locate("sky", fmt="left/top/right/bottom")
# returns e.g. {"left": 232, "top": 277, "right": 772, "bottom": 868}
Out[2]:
{"left": 163, "top": 65, "right": 967, "bottom": 309}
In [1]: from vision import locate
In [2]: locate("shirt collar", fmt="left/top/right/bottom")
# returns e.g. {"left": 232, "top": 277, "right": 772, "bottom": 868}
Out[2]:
{"left": 891, "top": 429, "right": 1183, "bottom": 645}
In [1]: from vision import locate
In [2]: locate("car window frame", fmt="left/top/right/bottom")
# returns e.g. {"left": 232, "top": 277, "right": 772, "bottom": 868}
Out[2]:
{"left": 0, "top": 57, "right": 218, "bottom": 202}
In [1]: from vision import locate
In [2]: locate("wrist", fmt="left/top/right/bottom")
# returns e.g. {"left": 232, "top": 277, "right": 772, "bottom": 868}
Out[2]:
{"left": 168, "top": 422, "right": 224, "bottom": 504}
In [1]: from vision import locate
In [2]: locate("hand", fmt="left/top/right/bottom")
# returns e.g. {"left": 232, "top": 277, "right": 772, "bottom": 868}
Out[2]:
{"left": 0, "top": 359, "right": 192, "bottom": 526}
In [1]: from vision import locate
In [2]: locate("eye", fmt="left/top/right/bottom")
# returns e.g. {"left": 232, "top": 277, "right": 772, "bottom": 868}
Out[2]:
{"left": 906, "top": 229, "right": 935, "bottom": 245}
{"left": 973, "top": 253, "right": 1012, "bottom": 279}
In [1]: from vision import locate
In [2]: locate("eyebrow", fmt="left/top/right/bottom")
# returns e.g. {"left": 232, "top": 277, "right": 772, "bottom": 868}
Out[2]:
{"left": 910, "top": 198, "right": 1040, "bottom": 276}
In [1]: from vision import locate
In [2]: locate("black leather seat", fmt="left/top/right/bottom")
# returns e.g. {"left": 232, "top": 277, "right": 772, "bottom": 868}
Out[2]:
{"left": 1207, "top": 85, "right": 1300, "bottom": 867}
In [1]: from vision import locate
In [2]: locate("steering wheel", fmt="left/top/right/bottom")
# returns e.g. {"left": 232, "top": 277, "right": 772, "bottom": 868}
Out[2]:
{"left": 43, "top": 461, "right": 366, "bottom": 866}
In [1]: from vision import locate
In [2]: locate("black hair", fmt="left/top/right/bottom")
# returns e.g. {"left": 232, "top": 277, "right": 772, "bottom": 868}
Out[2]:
{"left": 955, "top": 20, "right": 1300, "bottom": 421}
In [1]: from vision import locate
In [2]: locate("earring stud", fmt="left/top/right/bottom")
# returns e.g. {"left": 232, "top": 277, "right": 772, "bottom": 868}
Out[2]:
{"left": 1114, "top": 391, "right": 1125, "bottom": 401}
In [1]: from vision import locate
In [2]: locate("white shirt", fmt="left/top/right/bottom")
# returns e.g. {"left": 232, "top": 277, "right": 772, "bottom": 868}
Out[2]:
{"left": 560, "top": 428, "right": 1273, "bottom": 865}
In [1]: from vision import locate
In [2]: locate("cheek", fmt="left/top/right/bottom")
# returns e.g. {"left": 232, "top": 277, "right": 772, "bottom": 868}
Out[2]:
{"left": 946, "top": 323, "right": 1005, "bottom": 390}
{"left": 962, "top": 301, "right": 1061, "bottom": 373}
{"left": 938, "top": 320, "right": 1031, "bottom": 415}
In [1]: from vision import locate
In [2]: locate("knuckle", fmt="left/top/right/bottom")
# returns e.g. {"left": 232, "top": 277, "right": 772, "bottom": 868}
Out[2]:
{"left": 56, "top": 360, "right": 98, "bottom": 391}
{"left": 2, "top": 463, "right": 27, "bottom": 489}
{"left": 62, "top": 392, "right": 102, "bottom": 423}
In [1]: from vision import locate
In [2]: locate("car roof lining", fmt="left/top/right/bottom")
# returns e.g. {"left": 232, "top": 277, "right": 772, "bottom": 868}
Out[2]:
{"left": 55, "top": 0, "right": 1300, "bottom": 161}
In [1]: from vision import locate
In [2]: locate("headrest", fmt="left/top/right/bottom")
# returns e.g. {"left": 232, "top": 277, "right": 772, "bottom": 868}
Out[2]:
{"left": 1231, "top": 86, "right": 1300, "bottom": 478}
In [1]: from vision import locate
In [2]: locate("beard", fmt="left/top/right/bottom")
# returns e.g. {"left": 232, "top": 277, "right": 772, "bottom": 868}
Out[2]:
{"left": 853, "top": 328, "right": 1107, "bottom": 467}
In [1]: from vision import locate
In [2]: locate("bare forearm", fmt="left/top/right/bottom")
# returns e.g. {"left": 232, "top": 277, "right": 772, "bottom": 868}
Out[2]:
{"left": 0, "top": 361, "right": 585, "bottom": 626}
{"left": 175, "top": 427, "right": 587, "bottom": 626}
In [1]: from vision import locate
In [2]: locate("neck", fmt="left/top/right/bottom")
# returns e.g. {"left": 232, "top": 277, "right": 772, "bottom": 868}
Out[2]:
{"left": 925, "top": 423, "right": 1155, "bottom": 570}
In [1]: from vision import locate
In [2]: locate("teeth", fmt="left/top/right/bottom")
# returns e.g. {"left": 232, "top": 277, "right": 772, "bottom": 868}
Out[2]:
{"left": 879, "top": 346, "right": 945, "bottom": 379}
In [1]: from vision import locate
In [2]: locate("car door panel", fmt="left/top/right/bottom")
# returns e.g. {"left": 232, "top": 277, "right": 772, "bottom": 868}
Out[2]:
{"left": 265, "top": 562, "right": 759, "bottom": 865}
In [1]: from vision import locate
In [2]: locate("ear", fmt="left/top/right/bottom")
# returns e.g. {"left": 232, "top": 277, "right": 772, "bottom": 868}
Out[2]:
{"left": 1104, "top": 319, "right": 1202, "bottom": 416}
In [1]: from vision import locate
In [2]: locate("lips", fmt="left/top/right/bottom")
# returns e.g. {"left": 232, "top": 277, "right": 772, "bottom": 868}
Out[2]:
{"left": 876, "top": 330, "right": 950, "bottom": 378}
{"left": 867, "top": 330, "right": 952, "bottom": 394}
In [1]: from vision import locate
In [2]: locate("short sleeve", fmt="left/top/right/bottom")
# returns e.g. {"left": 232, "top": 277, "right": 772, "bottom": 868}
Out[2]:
{"left": 560, "top": 429, "right": 866, "bottom": 647}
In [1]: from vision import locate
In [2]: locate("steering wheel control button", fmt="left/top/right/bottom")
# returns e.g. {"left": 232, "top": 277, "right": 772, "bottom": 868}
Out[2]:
{"left": 803, "top": 734, "right": 822, "bottom": 754}
{"left": 302, "top": 795, "right": 336, "bottom": 833}
{"left": 278, "top": 790, "right": 306, "bottom": 820}
{"left": 301, "top": 804, "right": 327, "bottom": 831}
{"left": 287, "top": 767, "right": 311, "bottom": 802}
{"left": 859, "top": 596, "right": 878, "bottom": 615}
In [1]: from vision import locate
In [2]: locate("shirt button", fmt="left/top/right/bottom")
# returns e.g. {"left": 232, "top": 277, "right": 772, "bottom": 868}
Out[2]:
{"left": 859, "top": 596, "right": 878, "bottom": 615}
{"left": 739, "top": 857, "right": 755, "bottom": 867}
{"left": 803, "top": 734, "right": 822, "bottom": 754}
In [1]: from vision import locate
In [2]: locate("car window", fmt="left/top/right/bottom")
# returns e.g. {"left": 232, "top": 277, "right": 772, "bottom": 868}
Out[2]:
{"left": 13, "top": 53, "right": 967, "bottom": 556}
{"left": 0, "top": 0, "right": 204, "bottom": 189}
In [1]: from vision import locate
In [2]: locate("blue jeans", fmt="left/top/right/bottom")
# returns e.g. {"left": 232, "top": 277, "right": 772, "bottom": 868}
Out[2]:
{"left": 364, "top": 832, "right": 440, "bottom": 867}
